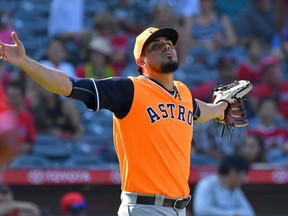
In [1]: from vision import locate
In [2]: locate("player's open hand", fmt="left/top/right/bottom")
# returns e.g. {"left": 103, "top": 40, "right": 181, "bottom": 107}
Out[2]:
{"left": 0, "top": 32, "right": 26, "bottom": 67}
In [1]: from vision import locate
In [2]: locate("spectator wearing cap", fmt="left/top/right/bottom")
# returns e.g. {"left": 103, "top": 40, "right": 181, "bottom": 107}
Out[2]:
{"left": 60, "top": 192, "right": 87, "bottom": 216}
{"left": 90, "top": 11, "right": 130, "bottom": 76}
{"left": 75, "top": 36, "right": 116, "bottom": 79}
{"left": 250, "top": 55, "right": 288, "bottom": 119}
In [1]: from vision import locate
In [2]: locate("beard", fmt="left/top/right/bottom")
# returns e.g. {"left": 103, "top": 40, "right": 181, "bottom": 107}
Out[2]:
{"left": 161, "top": 60, "right": 179, "bottom": 73}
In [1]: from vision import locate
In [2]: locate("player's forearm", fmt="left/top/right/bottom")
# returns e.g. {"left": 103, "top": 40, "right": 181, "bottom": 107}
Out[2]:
{"left": 195, "top": 99, "right": 227, "bottom": 122}
{"left": 19, "top": 56, "right": 72, "bottom": 96}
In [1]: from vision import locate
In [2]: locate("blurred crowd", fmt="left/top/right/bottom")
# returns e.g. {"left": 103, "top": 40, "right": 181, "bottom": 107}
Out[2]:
{"left": 1, "top": 0, "right": 288, "bottom": 169}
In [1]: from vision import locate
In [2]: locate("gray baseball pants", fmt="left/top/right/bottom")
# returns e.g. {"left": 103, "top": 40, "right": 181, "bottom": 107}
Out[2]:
{"left": 117, "top": 191, "right": 187, "bottom": 216}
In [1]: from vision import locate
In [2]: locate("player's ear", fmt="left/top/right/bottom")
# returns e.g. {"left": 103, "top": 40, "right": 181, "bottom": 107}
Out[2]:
{"left": 136, "top": 57, "right": 146, "bottom": 67}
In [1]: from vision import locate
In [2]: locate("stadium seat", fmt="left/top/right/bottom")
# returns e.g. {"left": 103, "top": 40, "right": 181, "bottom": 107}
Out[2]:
{"left": 33, "top": 135, "right": 73, "bottom": 159}
{"left": 61, "top": 154, "right": 109, "bottom": 169}
{"left": 9, "top": 155, "right": 55, "bottom": 169}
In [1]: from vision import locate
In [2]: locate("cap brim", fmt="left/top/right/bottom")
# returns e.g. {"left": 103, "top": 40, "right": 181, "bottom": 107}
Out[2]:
{"left": 142, "top": 27, "right": 178, "bottom": 52}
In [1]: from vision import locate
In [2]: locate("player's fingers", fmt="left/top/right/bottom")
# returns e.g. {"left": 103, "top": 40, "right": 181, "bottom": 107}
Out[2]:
{"left": 231, "top": 117, "right": 249, "bottom": 127}
{"left": 227, "top": 109, "right": 247, "bottom": 118}
{"left": 231, "top": 100, "right": 244, "bottom": 109}
{"left": 11, "top": 32, "right": 21, "bottom": 45}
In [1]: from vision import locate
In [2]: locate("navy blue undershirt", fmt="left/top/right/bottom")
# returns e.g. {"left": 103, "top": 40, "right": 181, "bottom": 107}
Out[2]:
{"left": 68, "top": 76, "right": 201, "bottom": 120}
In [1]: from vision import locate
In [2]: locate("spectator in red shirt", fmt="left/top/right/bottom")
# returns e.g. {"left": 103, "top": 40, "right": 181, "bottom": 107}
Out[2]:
{"left": 0, "top": 83, "right": 18, "bottom": 165}
{"left": 236, "top": 37, "right": 266, "bottom": 84}
{"left": 250, "top": 55, "right": 288, "bottom": 119}
{"left": 5, "top": 80, "right": 36, "bottom": 154}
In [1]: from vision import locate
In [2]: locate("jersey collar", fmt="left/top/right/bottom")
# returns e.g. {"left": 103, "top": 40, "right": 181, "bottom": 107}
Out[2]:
{"left": 141, "top": 75, "right": 179, "bottom": 98}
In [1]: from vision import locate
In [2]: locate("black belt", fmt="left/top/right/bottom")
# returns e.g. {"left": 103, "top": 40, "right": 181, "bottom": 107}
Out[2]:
{"left": 136, "top": 195, "right": 191, "bottom": 209}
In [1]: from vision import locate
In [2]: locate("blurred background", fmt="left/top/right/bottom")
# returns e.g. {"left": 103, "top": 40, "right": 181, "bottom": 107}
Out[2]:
{"left": 1, "top": 0, "right": 288, "bottom": 215}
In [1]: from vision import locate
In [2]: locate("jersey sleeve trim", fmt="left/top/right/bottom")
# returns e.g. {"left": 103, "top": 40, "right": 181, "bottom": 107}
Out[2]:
{"left": 72, "top": 86, "right": 95, "bottom": 96}
{"left": 193, "top": 98, "right": 201, "bottom": 120}
{"left": 90, "top": 78, "right": 100, "bottom": 111}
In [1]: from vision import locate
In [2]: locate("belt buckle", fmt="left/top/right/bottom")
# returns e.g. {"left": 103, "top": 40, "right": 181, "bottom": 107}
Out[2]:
{"left": 173, "top": 195, "right": 191, "bottom": 209}
{"left": 173, "top": 198, "right": 182, "bottom": 209}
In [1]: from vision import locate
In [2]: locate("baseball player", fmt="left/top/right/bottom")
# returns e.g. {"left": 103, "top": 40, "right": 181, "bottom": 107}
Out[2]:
{"left": 0, "top": 27, "right": 229, "bottom": 216}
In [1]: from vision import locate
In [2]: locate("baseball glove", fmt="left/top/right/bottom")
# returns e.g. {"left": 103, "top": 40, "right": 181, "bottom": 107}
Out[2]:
{"left": 212, "top": 80, "right": 253, "bottom": 141}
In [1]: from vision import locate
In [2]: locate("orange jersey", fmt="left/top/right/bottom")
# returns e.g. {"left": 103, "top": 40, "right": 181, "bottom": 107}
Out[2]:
{"left": 113, "top": 76, "right": 193, "bottom": 198}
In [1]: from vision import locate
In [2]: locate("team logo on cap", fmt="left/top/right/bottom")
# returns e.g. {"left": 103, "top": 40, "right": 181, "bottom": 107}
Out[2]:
{"left": 149, "top": 28, "right": 155, "bottom": 34}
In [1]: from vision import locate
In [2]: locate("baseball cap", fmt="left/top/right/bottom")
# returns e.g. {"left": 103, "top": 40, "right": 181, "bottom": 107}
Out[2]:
{"left": 88, "top": 36, "right": 112, "bottom": 56}
{"left": 133, "top": 27, "right": 178, "bottom": 60}
{"left": 60, "top": 192, "right": 87, "bottom": 213}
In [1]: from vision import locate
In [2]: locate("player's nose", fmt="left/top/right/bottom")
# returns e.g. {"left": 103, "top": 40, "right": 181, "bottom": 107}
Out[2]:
{"left": 163, "top": 44, "right": 171, "bottom": 50}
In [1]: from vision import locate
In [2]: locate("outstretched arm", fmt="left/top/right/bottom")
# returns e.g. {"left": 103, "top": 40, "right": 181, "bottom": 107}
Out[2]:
{"left": 195, "top": 99, "right": 228, "bottom": 123}
{"left": 0, "top": 32, "right": 72, "bottom": 96}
